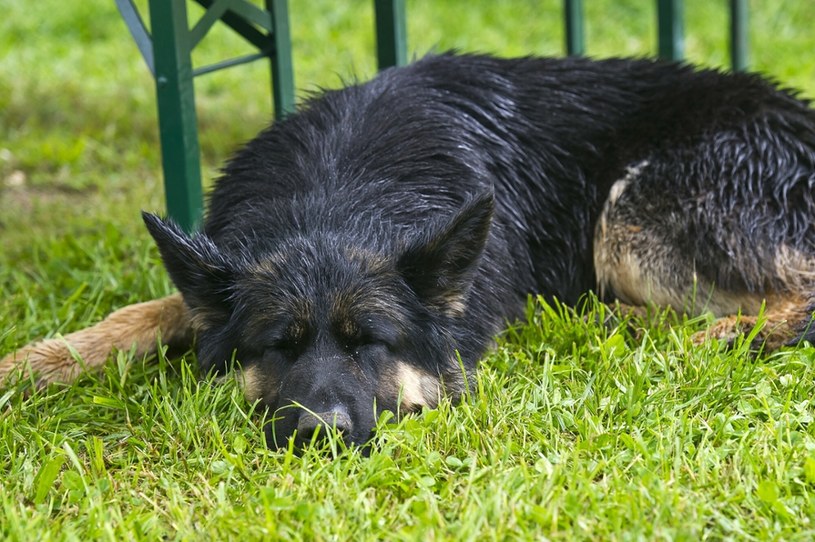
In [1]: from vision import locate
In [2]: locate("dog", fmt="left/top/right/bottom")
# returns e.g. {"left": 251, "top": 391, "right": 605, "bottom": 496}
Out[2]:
{"left": 3, "top": 52, "right": 815, "bottom": 450}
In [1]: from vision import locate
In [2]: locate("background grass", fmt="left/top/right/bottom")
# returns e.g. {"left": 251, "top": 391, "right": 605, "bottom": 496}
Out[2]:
{"left": 2, "top": 0, "right": 815, "bottom": 539}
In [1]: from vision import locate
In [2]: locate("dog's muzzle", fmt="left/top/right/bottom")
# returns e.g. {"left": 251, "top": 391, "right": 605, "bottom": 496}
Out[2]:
{"left": 292, "top": 406, "right": 353, "bottom": 449}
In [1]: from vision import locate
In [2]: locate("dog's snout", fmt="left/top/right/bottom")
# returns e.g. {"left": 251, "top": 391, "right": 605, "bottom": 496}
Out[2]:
{"left": 294, "top": 407, "right": 354, "bottom": 446}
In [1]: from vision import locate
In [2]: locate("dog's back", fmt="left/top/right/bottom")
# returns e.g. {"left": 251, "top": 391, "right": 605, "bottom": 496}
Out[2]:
{"left": 207, "top": 51, "right": 815, "bottom": 317}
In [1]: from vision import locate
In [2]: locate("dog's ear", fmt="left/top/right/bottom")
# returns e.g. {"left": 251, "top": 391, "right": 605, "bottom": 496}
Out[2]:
{"left": 142, "top": 212, "right": 235, "bottom": 324}
{"left": 397, "top": 193, "right": 494, "bottom": 313}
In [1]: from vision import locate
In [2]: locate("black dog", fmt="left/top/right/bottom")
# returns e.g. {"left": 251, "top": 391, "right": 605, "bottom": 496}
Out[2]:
{"left": 3, "top": 53, "right": 815, "bottom": 449}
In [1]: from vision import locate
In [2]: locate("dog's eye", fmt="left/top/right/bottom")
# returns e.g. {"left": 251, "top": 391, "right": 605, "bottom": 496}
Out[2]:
{"left": 263, "top": 320, "right": 309, "bottom": 359}
{"left": 345, "top": 332, "right": 393, "bottom": 355}
{"left": 345, "top": 334, "right": 374, "bottom": 351}
{"left": 342, "top": 336, "right": 362, "bottom": 352}
{"left": 277, "top": 338, "right": 300, "bottom": 350}
{"left": 263, "top": 336, "right": 303, "bottom": 360}
{"left": 346, "top": 336, "right": 383, "bottom": 361}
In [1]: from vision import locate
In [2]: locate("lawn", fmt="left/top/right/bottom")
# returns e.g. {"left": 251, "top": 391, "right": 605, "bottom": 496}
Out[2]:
{"left": 2, "top": 0, "right": 815, "bottom": 539}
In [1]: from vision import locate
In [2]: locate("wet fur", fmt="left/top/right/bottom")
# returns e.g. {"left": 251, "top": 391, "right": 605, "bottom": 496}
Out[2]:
{"left": 3, "top": 53, "right": 815, "bottom": 448}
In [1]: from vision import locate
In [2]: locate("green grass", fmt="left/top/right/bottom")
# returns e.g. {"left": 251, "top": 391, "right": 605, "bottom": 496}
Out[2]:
{"left": 2, "top": 1, "right": 815, "bottom": 539}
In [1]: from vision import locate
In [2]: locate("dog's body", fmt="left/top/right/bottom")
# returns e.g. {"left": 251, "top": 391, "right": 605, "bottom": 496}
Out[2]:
{"left": 3, "top": 53, "right": 815, "bottom": 448}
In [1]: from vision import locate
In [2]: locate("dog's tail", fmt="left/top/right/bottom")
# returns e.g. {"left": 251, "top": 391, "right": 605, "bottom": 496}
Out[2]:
{"left": 0, "top": 293, "right": 192, "bottom": 387}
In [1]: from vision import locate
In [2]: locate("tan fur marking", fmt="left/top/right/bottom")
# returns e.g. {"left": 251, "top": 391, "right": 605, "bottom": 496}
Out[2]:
{"left": 334, "top": 312, "right": 359, "bottom": 340}
{"left": 440, "top": 294, "right": 467, "bottom": 318}
{"left": 594, "top": 177, "right": 632, "bottom": 302}
{"left": 250, "top": 255, "right": 286, "bottom": 277}
{"left": 596, "top": 163, "right": 668, "bottom": 305}
{"left": 775, "top": 245, "right": 815, "bottom": 292}
{"left": 597, "top": 230, "right": 792, "bottom": 319}
{"left": 189, "top": 307, "right": 220, "bottom": 332}
{"left": 0, "top": 293, "right": 192, "bottom": 386}
{"left": 395, "top": 362, "right": 441, "bottom": 411}
{"left": 342, "top": 245, "right": 389, "bottom": 273}
{"left": 595, "top": 173, "right": 768, "bottom": 317}
{"left": 595, "top": 163, "right": 814, "bottom": 351}
{"left": 236, "top": 364, "right": 264, "bottom": 403}
{"left": 606, "top": 178, "right": 629, "bottom": 205}
{"left": 594, "top": 173, "right": 688, "bottom": 310}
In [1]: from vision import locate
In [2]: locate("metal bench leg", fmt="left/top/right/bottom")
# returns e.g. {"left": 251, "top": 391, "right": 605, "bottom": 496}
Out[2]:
{"left": 149, "top": 0, "right": 204, "bottom": 232}
{"left": 374, "top": 0, "right": 407, "bottom": 69}
{"left": 729, "top": 0, "right": 749, "bottom": 71}
{"left": 564, "top": 0, "right": 585, "bottom": 56}
{"left": 267, "top": 0, "right": 296, "bottom": 117}
{"left": 657, "top": 0, "right": 684, "bottom": 61}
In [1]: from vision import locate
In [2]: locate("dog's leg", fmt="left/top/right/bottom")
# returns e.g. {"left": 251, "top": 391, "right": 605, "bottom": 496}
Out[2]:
{"left": 0, "top": 293, "right": 192, "bottom": 386}
{"left": 688, "top": 295, "right": 814, "bottom": 349}
{"left": 594, "top": 153, "right": 815, "bottom": 350}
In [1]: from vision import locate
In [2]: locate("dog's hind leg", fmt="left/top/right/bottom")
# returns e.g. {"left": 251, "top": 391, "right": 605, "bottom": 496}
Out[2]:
{"left": 594, "top": 150, "right": 815, "bottom": 350}
{"left": 0, "top": 293, "right": 193, "bottom": 387}
{"left": 688, "top": 295, "right": 814, "bottom": 350}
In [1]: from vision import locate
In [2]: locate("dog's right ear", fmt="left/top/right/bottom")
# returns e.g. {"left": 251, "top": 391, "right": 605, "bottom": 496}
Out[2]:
{"left": 142, "top": 212, "right": 235, "bottom": 324}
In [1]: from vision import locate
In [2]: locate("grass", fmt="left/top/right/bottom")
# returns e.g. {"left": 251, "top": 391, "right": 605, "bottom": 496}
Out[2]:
{"left": 2, "top": 0, "right": 815, "bottom": 539}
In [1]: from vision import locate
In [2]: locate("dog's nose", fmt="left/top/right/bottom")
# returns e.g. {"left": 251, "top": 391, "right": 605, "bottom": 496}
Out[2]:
{"left": 294, "top": 407, "right": 353, "bottom": 446}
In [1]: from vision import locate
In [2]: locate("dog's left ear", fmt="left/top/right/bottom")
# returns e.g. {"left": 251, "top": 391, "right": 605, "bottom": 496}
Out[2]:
{"left": 142, "top": 212, "right": 236, "bottom": 325}
{"left": 397, "top": 192, "right": 494, "bottom": 312}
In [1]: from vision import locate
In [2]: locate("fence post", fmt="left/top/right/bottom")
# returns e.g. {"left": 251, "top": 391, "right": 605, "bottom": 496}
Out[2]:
{"left": 266, "top": 0, "right": 296, "bottom": 116}
{"left": 729, "top": 0, "right": 749, "bottom": 71}
{"left": 564, "top": 0, "right": 585, "bottom": 55}
{"left": 374, "top": 0, "right": 407, "bottom": 69}
{"left": 149, "top": 0, "right": 203, "bottom": 232}
{"left": 657, "top": 0, "right": 684, "bottom": 61}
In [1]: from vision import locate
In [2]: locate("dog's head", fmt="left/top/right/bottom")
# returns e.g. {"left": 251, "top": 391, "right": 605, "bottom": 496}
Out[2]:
{"left": 142, "top": 194, "right": 493, "bottom": 450}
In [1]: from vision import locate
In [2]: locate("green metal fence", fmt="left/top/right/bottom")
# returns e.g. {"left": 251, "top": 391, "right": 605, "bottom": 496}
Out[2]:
{"left": 563, "top": 0, "right": 748, "bottom": 68}
{"left": 117, "top": 0, "right": 750, "bottom": 232}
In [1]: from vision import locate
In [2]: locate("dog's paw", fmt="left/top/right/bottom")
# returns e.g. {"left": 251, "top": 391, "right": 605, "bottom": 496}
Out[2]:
{"left": 690, "top": 314, "right": 798, "bottom": 352}
{"left": 692, "top": 315, "right": 749, "bottom": 347}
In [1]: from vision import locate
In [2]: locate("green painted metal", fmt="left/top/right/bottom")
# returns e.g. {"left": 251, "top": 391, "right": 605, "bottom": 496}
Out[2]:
{"left": 267, "top": 0, "right": 296, "bottom": 116}
{"left": 118, "top": 0, "right": 295, "bottom": 231}
{"left": 194, "top": 0, "right": 270, "bottom": 50}
{"left": 190, "top": 0, "right": 294, "bottom": 116}
{"left": 115, "top": 0, "right": 155, "bottom": 74}
{"left": 189, "top": 0, "right": 231, "bottom": 48}
{"left": 657, "top": 0, "right": 684, "bottom": 61}
{"left": 563, "top": 0, "right": 585, "bottom": 56}
{"left": 729, "top": 0, "right": 749, "bottom": 71}
{"left": 149, "top": 0, "right": 204, "bottom": 232}
{"left": 225, "top": 0, "right": 273, "bottom": 30}
{"left": 374, "top": 0, "right": 407, "bottom": 69}
{"left": 193, "top": 52, "right": 268, "bottom": 77}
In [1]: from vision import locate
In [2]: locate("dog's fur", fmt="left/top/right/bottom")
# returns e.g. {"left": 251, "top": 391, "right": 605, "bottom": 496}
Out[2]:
{"left": 3, "top": 53, "right": 815, "bottom": 449}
